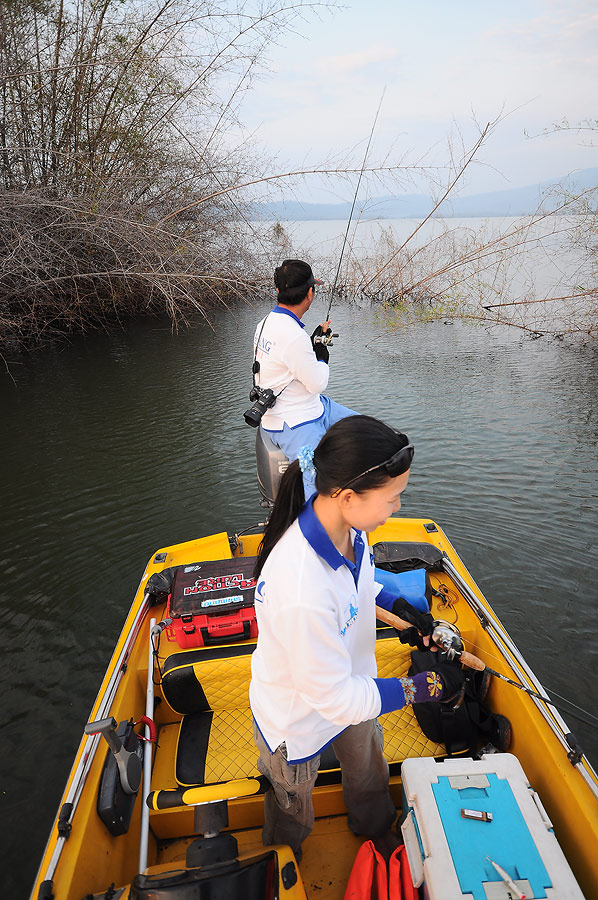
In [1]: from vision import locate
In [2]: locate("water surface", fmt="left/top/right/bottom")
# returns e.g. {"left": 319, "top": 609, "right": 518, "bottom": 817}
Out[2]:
{"left": 1, "top": 298, "right": 597, "bottom": 900}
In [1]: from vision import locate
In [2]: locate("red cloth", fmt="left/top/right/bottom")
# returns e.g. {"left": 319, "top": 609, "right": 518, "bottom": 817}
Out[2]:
{"left": 344, "top": 840, "right": 388, "bottom": 900}
{"left": 344, "top": 839, "right": 418, "bottom": 900}
{"left": 389, "top": 844, "right": 419, "bottom": 900}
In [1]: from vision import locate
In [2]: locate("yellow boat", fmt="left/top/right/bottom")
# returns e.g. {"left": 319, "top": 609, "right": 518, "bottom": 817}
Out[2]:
{"left": 31, "top": 517, "right": 598, "bottom": 900}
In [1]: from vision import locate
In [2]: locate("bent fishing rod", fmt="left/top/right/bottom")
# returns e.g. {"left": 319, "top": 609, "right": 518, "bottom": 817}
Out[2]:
{"left": 324, "top": 89, "right": 386, "bottom": 323}
{"left": 375, "top": 605, "right": 598, "bottom": 730}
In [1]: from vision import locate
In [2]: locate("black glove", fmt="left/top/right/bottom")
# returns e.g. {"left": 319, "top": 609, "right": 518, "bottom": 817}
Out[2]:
{"left": 311, "top": 325, "right": 330, "bottom": 364}
{"left": 435, "top": 660, "right": 466, "bottom": 704}
{"left": 393, "top": 597, "right": 434, "bottom": 651}
{"left": 311, "top": 323, "right": 331, "bottom": 341}
{"left": 313, "top": 341, "right": 329, "bottom": 363}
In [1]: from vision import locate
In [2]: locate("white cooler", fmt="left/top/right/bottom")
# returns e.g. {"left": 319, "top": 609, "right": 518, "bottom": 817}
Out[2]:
{"left": 400, "top": 753, "right": 584, "bottom": 900}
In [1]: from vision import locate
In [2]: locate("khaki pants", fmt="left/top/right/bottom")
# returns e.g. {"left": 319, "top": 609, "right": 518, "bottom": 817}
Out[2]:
{"left": 253, "top": 719, "right": 396, "bottom": 854}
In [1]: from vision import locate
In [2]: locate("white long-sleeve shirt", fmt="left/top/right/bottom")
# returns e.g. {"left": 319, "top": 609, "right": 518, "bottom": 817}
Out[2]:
{"left": 249, "top": 497, "right": 391, "bottom": 762}
{"left": 253, "top": 306, "right": 329, "bottom": 430}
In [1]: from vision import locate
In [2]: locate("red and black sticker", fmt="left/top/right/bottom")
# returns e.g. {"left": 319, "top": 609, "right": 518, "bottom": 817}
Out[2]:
{"left": 168, "top": 557, "right": 258, "bottom": 616}
{"left": 183, "top": 573, "right": 256, "bottom": 595}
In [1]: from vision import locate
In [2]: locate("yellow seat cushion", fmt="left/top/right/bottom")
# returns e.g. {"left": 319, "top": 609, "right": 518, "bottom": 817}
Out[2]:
{"left": 167, "top": 631, "right": 445, "bottom": 787}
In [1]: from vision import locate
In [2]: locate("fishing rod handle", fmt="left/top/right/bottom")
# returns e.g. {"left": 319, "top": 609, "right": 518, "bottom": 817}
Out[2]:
{"left": 456, "top": 650, "right": 486, "bottom": 672}
{"left": 375, "top": 604, "right": 412, "bottom": 631}
{"left": 375, "top": 605, "right": 485, "bottom": 671}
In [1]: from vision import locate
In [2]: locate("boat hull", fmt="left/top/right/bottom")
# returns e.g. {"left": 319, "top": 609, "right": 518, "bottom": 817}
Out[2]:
{"left": 31, "top": 519, "right": 598, "bottom": 900}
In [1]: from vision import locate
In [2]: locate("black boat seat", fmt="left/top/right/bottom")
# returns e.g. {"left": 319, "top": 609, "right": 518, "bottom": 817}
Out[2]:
{"left": 161, "top": 644, "right": 261, "bottom": 787}
{"left": 160, "top": 633, "right": 445, "bottom": 789}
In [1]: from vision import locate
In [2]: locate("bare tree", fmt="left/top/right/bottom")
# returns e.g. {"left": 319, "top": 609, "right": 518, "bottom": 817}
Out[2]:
{"left": 329, "top": 117, "right": 598, "bottom": 342}
{"left": 0, "top": 0, "right": 334, "bottom": 345}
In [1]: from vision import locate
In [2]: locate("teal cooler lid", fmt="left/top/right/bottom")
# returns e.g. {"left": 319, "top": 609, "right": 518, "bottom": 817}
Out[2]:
{"left": 432, "top": 774, "right": 552, "bottom": 900}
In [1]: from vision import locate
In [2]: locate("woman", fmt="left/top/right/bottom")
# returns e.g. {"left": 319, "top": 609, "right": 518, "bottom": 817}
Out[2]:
{"left": 249, "top": 415, "right": 463, "bottom": 861}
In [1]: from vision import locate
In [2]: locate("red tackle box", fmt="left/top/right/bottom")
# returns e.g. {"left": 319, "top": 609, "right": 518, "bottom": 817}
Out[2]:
{"left": 165, "top": 558, "right": 258, "bottom": 649}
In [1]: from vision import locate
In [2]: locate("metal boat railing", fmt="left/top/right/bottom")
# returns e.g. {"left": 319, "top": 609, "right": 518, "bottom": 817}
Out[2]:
{"left": 442, "top": 557, "right": 598, "bottom": 800}
{"left": 138, "top": 617, "right": 156, "bottom": 874}
{"left": 35, "top": 592, "right": 151, "bottom": 898}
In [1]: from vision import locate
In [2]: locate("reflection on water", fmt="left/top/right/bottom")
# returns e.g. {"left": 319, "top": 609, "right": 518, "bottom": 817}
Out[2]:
{"left": 1, "top": 299, "right": 597, "bottom": 899}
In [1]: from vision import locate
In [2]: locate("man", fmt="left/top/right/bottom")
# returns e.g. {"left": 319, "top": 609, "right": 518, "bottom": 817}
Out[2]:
{"left": 252, "top": 259, "right": 356, "bottom": 496}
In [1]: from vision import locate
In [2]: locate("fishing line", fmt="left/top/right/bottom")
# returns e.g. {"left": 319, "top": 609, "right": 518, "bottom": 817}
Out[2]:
{"left": 461, "top": 633, "right": 598, "bottom": 729}
{"left": 432, "top": 577, "right": 598, "bottom": 728}
{"left": 481, "top": 666, "right": 598, "bottom": 729}
{"left": 326, "top": 88, "right": 386, "bottom": 319}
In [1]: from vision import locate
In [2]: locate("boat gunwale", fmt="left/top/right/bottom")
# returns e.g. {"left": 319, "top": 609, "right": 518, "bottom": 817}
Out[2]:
{"left": 440, "top": 554, "right": 598, "bottom": 794}
{"left": 33, "top": 587, "right": 152, "bottom": 894}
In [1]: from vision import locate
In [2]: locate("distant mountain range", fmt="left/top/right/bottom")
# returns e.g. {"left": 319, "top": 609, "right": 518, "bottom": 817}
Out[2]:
{"left": 250, "top": 167, "right": 598, "bottom": 221}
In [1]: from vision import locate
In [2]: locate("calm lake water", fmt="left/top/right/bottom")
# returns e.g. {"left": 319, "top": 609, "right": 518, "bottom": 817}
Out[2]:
{"left": 1, "top": 223, "right": 597, "bottom": 899}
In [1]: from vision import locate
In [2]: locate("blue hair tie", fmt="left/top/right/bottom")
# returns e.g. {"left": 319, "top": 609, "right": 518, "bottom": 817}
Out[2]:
{"left": 297, "top": 445, "right": 316, "bottom": 477}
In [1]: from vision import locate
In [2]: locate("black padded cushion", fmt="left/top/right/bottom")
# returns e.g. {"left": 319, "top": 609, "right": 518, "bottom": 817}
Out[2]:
{"left": 176, "top": 711, "right": 214, "bottom": 786}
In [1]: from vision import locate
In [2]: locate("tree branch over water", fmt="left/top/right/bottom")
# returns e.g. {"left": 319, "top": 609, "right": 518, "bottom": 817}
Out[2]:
{"left": 360, "top": 120, "right": 495, "bottom": 290}
{"left": 1, "top": 0, "right": 595, "bottom": 348}
{"left": 0, "top": 0, "right": 342, "bottom": 346}
{"left": 324, "top": 116, "right": 598, "bottom": 343}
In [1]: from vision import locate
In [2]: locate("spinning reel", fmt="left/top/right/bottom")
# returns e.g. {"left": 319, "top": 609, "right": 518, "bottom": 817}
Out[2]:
{"left": 313, "top": 329, "right": 339, "bottom": 347}
{"left": 431, "top": 620, "right": 464, "bottom": 661}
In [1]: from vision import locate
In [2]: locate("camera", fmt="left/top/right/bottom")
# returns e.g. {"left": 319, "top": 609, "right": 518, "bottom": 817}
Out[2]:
{"left": 244, "top": 386, "right": 276, "bottom": 427}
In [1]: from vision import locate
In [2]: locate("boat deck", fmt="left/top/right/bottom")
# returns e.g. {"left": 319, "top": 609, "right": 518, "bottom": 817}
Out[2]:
{"left": 153, "top": 816, "right": 364, "bottom": 898}
{"left": 137, "top": 531, "right": 451, "bottom": 897}
{"left": 146, "top": 621, "right": 444, "bottom": 844}
{"left": 30, "top": 520, "right": 598, "bottom": 900}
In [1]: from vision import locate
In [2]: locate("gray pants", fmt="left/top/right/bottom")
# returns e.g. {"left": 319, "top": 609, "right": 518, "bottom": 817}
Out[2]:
{"left": 253, "top": 719, "right": 396, "bottom": 854}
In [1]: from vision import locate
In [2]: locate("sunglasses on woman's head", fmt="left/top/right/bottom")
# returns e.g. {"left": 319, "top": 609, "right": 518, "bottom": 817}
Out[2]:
{"left": 331, "top": 442, "right": 414, "bottom": 497}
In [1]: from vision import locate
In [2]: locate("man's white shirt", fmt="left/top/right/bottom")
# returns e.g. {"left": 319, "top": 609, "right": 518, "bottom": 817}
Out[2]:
{"left": 254, "top": 307, "right": 329, "bottom": 430}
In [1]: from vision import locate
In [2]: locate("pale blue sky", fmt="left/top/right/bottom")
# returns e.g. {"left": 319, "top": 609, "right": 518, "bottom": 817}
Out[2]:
{"left": 238, "top": 0, "right": 597, "bottom": 201}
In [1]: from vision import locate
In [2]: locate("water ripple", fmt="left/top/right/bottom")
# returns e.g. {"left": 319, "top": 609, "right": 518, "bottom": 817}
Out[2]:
{"left": 1, "top": 302, "right": 597, "bottom": 900}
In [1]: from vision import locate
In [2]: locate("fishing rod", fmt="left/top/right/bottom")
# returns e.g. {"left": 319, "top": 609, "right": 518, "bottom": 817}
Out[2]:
{"left": 325, "top": 88, "right": 386, "bottom": 321}
{"left": 439, "top": 556, "right": 598, "bottom": 792}
{"left": 377, "top": 610, "right": 598, "bottom": 730}
{"left": 375, "top": 606, "right": 485, "bottom": 671}
{"left": 431, "top": 619, "right": 598, "bottom": 731}
{"left": 480, "top": 666, "right": 598, "bottom": 730}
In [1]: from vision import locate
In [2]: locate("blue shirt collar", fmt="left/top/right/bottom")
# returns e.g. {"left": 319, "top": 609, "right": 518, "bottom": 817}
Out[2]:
{"left": 298, "top": 495, "right": 365, "bottom": 583}
{"left": 272, "top": 305, "right": 305, "bottom": 328}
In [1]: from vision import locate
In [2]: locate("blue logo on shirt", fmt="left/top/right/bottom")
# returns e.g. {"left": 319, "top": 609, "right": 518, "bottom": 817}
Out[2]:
{"left": 340, "top": 599, "right": 359, "bottom": 636}
{"left": 255, "top": 580, "right": 266, "bottom": 602}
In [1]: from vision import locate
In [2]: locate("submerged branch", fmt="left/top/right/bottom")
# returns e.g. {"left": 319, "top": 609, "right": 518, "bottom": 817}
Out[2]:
{"left": 483, "top": 290, "right": 597, "bottom": 309}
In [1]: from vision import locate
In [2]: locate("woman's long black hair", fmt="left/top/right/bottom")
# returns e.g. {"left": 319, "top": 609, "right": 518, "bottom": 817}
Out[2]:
{"left": 254, "top": 415, "right": 411, "bottom": 578}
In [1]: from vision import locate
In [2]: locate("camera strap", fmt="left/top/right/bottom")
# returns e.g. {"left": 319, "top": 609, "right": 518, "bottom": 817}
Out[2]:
{"left": 251, "top": 315, "right": 268, "bottom": 388}
{"left": 251, "top": 314, "right": 290, "bottom": 400}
